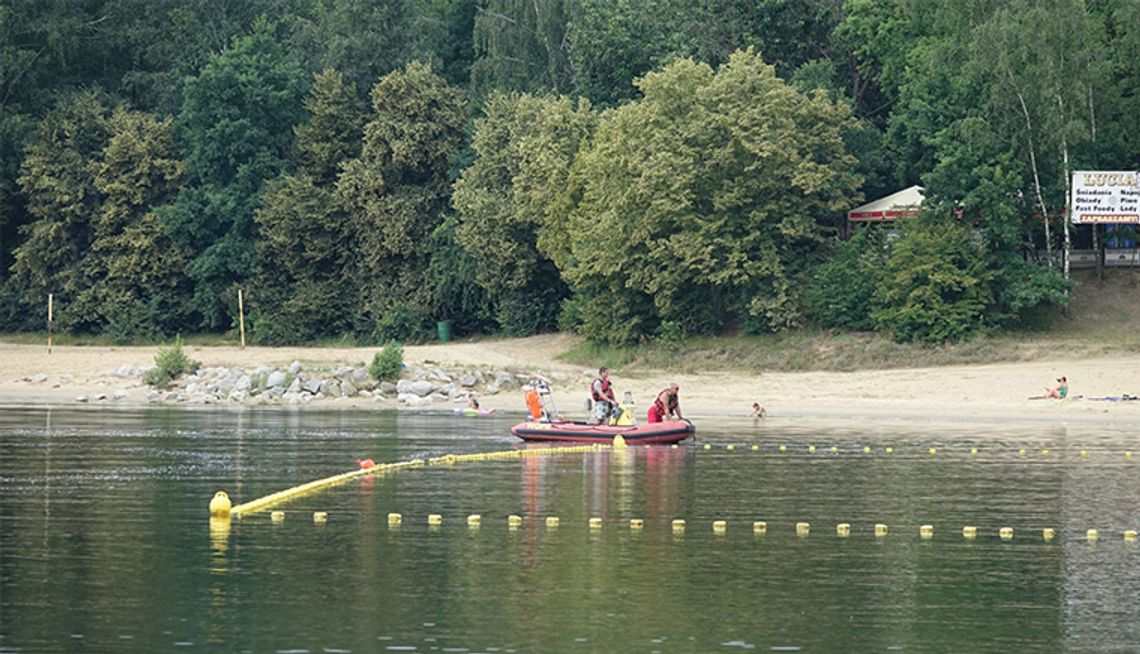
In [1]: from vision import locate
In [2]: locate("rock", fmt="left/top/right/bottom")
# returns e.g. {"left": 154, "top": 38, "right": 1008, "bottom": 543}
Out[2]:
{"left": 284, "top": 392, "right": 302, "bottom": 404}
{"left": 396, "top": 379, "right": 413, "bottom": 394}
{"left": 440, "top": 383, "right": 455, "bottom": 397}
{"left": 459, "top": 375, "right": 478, "bottom": 388}
{"left": 359, "top": 389, "right": 372, "bottom": 398}
{"left": 228, "top": 390, "right": 248, "bottom": 404}
{"left": 288, "top": 360, "right": 302, "bottom": 375}
{"left": 483, "top": 384, "right": 499, "bottom": 395}
{"left": 341, "top": 380, "right": 358, "bottom": 397}
{"left": 234, "top": 375, "right": 252, "bottom": 392}
{"left": 351, "top": 368, "right": 370, "bottom": 384}
{"left": 494, "top": 371, "right": 517, "bottom": 390}
{"left": 287, "top": 377, "right": 301, "bottom": 394}
{"left": 302, "top": 379, "right": 323, "bottom": 395}
{"left": 266, "top": 386, "right": 286, "bottom": 399}
{"left": 75, "top": 395, "right": 89, "bottom": 403}
{"left": 163, "top": 391, "right": 183, "bottom": 402}
{"left": 322, "top": 380, "right": 342, "bottom": 397}
{"left": 266, "top": 370, "right": 288, "bottom": 388}
{"left": 114, "top": 364, "right": 134, "bottom": 378}
{"left": 410, "top": 380, "right": 435, "bottom": 397}
{"left": 430, "top": 368, "right": 452, "bottom": 383}
{"left": 112, "top": 389, "right": 128, "bottom": 401}
{"left": 93, "top": 393, "right": 107, "bottom": 401}
{"left": 428, "top": 392, "right": 449, "bottom": 403}
{"left": 32, "top": 373, "right": 48, "bottom": 383}
{"left": 380, "top": 381, "right": 398, "bottom": 395}
{"left": 216, "top": 378, "right": 236, "bottom": 395}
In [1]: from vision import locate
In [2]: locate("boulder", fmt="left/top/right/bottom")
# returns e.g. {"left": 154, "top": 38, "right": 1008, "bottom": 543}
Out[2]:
{"left": 234, "top": 375, "right": 252, "bottom": 392}
{"left": 351, "top": 368, "right": 370, "bottom": 384}
{"left": 32, "top": 373, "right": 48, "bottom": 383}
{"left": 483, "top": 384, "right": 499, "bottom": 395}
{"left": 288, "top": 360, "right": 302, "bottom": 375}
{"left": 266, "top": 370, "right": 288, "bottom": 388}
{"left": 302, "top": 379, "right": 323, "bottom": 395}
{"left": 459, "top": 374, "right": 478, "bottom": 388}
{"left": 75, "top": 395, "right": 89, "bottom": 403}
{"left": 380, "top": 381, "right": 398, "bottom": 395}
{"left": 341, "top": 380, "right": 358, "bottom": 397}
{"left": 112, "top": 389, "right": 128, "bottom": 401}
{"left": 396, "top": 379, "right": 414, "bottom": 394}
{"left": 440, "top": 383, "right": 455, "bottom": 397}
{"left": 410, "top": 380, "right": 435, "bottom": 397}
{"left": 287, "top": 377, "right": 302, "bottom": 394}
{"left": 322, "top": 380, "right": 342, "bottom": 397}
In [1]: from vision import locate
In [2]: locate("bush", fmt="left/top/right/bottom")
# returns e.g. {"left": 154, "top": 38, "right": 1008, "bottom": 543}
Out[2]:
{"left": 144, "top": 336, "right": 201, "bottom": 387}
{"left": 804, "top": 228, "right": 885, "bottom": 331}
{"left": 375, "top": 302, "right": 432, "bottom": 343}
{"left": 871, "top": 217, "right": 994, "bottom": 344}
{"left": 369, "top": 340, "right": 404, "bottom": 382}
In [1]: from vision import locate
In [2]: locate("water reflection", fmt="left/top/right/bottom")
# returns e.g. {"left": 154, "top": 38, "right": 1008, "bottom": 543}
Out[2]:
{"left": 0, "top": 408, "right": 1137, "bottom": 652}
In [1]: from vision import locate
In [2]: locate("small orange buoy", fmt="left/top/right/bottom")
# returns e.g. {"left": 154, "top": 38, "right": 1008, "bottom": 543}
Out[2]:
{"left": 357, "top": 458, "right": 376, "bottom": 469}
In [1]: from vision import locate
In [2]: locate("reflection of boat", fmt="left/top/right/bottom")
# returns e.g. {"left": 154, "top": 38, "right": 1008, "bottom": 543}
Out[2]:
{"left": 511, "top": 419, "right": 695, "bottom": 444}
{"left": 454, "top": 407, "right": 496, "bottom": 417}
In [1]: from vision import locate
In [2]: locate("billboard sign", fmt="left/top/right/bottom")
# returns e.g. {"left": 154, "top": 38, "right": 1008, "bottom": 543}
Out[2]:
{"left": 1071, "top": 171, "right": 1140, "bottom": 224}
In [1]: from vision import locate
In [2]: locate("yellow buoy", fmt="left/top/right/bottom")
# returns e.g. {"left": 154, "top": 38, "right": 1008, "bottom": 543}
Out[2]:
{"left": 779, "top": 445, "right": 787, "bottom": 453}
{"left": 970, "top": 447, "right": 978, "bottom": 456}
{"left": 672, "top": 519, "right": 686, "bottom": 531}
{"left": 271, "top": 510, "right": 285, "bottom": 523}
{"left": 874, "top": 523, "right": 888, "bottom": 537}
{"left": 1126, "top": 451, "right": 1134, "bottom": 458}
{"left": 1042, "top": 528, "right": 1056, "bottom": 541}
{"left": 753, "top": 521, "right": 767, "bottom": 534}
{"left": 428, "top": 514, "right": 442, "bottom": 526}
{"left": 209, "top": 491, "right": 232, "bottom": 518}
{"left": 467, "top": 514, "right": 482, "bottom": 527}
{"left": 546, "top": 516, "right": 560, "bottom": 528}
{"left": 1087, "top": 529, "right": 1099, "bottom": 541}
{"left": 508, "top": 514, "right": 522, "bottom": 527}
{"left": 885, "top": 447, "right": 893, "bottom": 454}
{"left": 863, "top": 446, "right": 871, "bottom": 454}
{"left": 830, "top": 446, "right": 838, "bottom": 454}
{"left": 1040, "top": 449, "right": 1049, "bottom": 457}
{"left": 1018, "top": 449, "right": 1026, "bottom": 457}
{"left": 588, "top": 517, "right": 603, "bottom": 529}
{"left": 713, "top": 520, "right": 727, "bottom": 533}
{"left": 726, "top": 444, "right": 735, "bottom": 451}
{"left": 808, "top": 445, "right": 816, "bottom": 454}
{"left": 836, "top": 523, "right": 850, "bottom": 537}
{"left": 1079, "top": 450, "right": 1088, "bottom": 457}
{"left": 671, "top": 444, "right": 678, "bottom": 449}
{"left": 1124, "top": 530, "right": 1137, "bottom": 541}
{"left": 613, "top": 435, "right": 627, "bottom": 449}
{"left": 387, "top": 512, "right": 402, "bottom": 524}
{"left": 999, "top": 527, "right": 1013, "bottom": 540}
{"left": 920, "top": 524, "right": 934, "bottom": 539}
{"left": 703, "top": 444, "right": 711, "bottom": 450}
{"left": 962, "top": 526, "right": 977, "bottom": 539}
{"left": 313, "top": 511, "right": 328, "bottom": 523}
{"left": 630, "top": 518, "right": 644, "bottom": 529}
{"left": 928, "top": 447, "right": 937, "bottom": 456}
{"left": 795, "top": 522, "right": 810, "bottom": 536}
{"left": 751, "top": 444, "right": 759, "bottom": 451}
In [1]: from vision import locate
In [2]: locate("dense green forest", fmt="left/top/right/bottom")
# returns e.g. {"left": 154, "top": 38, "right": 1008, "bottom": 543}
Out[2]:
{"left": 1, "top": 0, "right": 1137, "bottom": 346}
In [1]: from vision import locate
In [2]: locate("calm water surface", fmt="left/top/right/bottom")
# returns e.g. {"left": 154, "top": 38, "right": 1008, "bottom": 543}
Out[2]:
{"left": 1, "top": 407, "right": 1138, "bottom": 653}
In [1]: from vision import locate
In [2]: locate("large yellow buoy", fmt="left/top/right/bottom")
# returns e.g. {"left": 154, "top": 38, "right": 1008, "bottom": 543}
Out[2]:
{"left": 209, "top": 491, "right": 232, "bottom": 518}
{"left": 613, "top": 435, "right": 627, "bottom": 449}
{"left": 874, "top": 523, "right": 888, "bottom": 537}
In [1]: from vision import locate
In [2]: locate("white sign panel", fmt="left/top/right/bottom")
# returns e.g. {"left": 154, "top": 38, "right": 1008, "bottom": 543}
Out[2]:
{"left": 1071, "top": 170, "right": 1140, "bottom": 224}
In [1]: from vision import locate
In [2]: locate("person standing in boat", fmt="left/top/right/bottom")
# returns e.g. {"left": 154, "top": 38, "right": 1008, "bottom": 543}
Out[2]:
{"left": 591, "top": 367, "right": 619, "bottom": 424}
{"left": 647, "top": 383, "right": 683, "bottom": 423}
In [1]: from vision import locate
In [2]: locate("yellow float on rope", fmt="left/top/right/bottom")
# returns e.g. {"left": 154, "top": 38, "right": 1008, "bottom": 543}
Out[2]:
{"left": 209, "top": 491, "right": 232, "bottom": 518}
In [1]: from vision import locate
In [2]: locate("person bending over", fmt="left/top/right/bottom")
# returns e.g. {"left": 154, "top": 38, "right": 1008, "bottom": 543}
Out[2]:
{"left": 648, "top": 383, "right": 682, "bottom": 423}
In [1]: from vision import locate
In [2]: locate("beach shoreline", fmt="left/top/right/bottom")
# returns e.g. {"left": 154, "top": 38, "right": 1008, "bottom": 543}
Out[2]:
{"left": 2, "top": 336, "right": 1139, "bottom": 429}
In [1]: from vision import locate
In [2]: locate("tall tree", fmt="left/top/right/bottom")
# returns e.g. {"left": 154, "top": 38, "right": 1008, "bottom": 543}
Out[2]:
{"left": 337, "top": 61, "right": 466, "bottom": 340}
{"left": 158, "top": 19, "right": 309, "bottom": 330}
{"left": 471, "top": 0, "right": 574, "bottom": 99}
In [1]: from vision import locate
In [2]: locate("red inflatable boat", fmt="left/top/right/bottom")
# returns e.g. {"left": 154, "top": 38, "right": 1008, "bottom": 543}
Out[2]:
{"left": 510, "top": 419, "right": 695, "bottom": 445}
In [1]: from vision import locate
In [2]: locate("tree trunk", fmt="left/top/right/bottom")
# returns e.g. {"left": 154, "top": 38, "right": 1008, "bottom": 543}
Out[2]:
{"left": 1093, "top": 225, "right": 1102, "bottom": 281}
{"left": 1015, "top": 90, "right": 1053, "bottom": 268}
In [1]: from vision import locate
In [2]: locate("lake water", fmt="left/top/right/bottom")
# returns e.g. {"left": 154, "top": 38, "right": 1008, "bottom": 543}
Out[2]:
{"left": 1, "top": 407, "right": 1138, "bottom": 653}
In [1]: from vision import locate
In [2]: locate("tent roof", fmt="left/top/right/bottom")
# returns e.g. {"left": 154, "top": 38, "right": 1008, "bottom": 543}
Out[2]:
{"left": 848, "top": 185, "right": 925, "bottom": 222}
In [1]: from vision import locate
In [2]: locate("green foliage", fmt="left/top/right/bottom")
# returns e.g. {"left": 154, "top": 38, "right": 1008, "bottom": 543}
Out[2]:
{"left": 872, "top": 217, "right": 994, "bottom": 344}
{"left": 560, "top": 50, "right": 862, "bottom": 343}
{"left": 375, "top": 302, "right": 432, "bottom": 343}
{"left": 369, "top": 340, "right": 404, "bottom": 382}
{"left": 144, "top": 336, "right": 200, "bottom": 387}
{"left": 159, "top": 19, "right": 309, "bottom": 330}
{"left": 804, "top": 228, "right": 886, "bottom": 331}
{"left": 426, "top": 215, "right": 493, "bottom": 336}
{"left": 471, "top": 0, "right": 574, "bottom": 99}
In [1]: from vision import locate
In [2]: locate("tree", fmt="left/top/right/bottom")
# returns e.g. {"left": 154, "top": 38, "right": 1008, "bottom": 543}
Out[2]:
{"left": 337, "top": 61, "right": 466, "bottom": 340}
{"left": 81, "top": 107, "right": 189, "bottom": 340}
{"left": 872, "top": 216, "right": 994, "bottom": 344}
{"left": 10, "top": 90, "right": 112, "bottom": 331}
{"left": 158, "top": 19, "right": 309, "bottom": 330}
{"left": 471, "top": 0, "right": 574, "bottom": 99}
{"left": 453, "top": 91, "right": 593, "bottom": 335}
{"left": 558, "top": 50, "right": 861, "bottom": 343}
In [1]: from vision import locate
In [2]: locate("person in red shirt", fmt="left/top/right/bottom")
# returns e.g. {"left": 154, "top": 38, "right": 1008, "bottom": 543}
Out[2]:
{"left": 647, "top": 382, "right": 682, "bottom": 423}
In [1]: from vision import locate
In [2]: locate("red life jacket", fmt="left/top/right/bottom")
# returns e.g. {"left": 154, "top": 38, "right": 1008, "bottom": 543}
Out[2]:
{"left": 591, "top": 377, "right": 615, "bottom": 403}
{"left": 654, "top": 391, "right": 678, "bottom": 416}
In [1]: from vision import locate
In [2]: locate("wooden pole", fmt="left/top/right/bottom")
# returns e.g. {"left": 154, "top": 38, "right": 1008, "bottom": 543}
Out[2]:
{"left": 238, "top": 288, "right": 246, "bottom": 349}
{"left": 47, "top": 294, "right": 53, "bottom": 354}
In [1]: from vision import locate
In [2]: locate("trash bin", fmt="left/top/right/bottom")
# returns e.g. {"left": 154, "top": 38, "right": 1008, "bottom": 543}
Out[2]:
{"left": 436, "top": 320, "right": 452, "bottom": 343}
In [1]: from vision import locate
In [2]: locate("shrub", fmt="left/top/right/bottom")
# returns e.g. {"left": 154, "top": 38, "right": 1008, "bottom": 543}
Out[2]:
{"left": 144, "top": 336, "right": 201, "bottom": 387}
{"left": 375, "top": 302, "right": 431, "bottom": 343}
{"left": 804, "top": 228, "right": 886, "bottom": 331}
{"left": 369, "top": 340, "right": 404, "bottom": 382}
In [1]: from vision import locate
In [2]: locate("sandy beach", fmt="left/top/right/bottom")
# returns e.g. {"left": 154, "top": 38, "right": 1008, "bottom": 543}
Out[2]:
{"left": 2, "top": 335, "right": 1138, "bottom": 428}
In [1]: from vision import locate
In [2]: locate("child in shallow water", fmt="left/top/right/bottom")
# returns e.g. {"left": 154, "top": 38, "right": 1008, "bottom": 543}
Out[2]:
{"left": 751, "top": 402, "right": 766, "bottom": 419}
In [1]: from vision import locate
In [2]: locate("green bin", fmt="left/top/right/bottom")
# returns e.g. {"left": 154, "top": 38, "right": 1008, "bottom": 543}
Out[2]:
{"left": 436, "top": 320, "right": 452, "bottom": 342}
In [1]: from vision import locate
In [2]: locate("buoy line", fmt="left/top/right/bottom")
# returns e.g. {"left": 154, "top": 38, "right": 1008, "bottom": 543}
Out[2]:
{"left": 697, "top": 443, "right": 1135, "bottom": 458}
{"left": 209, "top": 444, "right": 606, "bottom": 519}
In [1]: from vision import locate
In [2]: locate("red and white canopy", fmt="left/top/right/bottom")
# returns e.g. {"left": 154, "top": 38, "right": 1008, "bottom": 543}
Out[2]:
{"left": 847, "top": 185, "right": 925, "bottom": 222}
